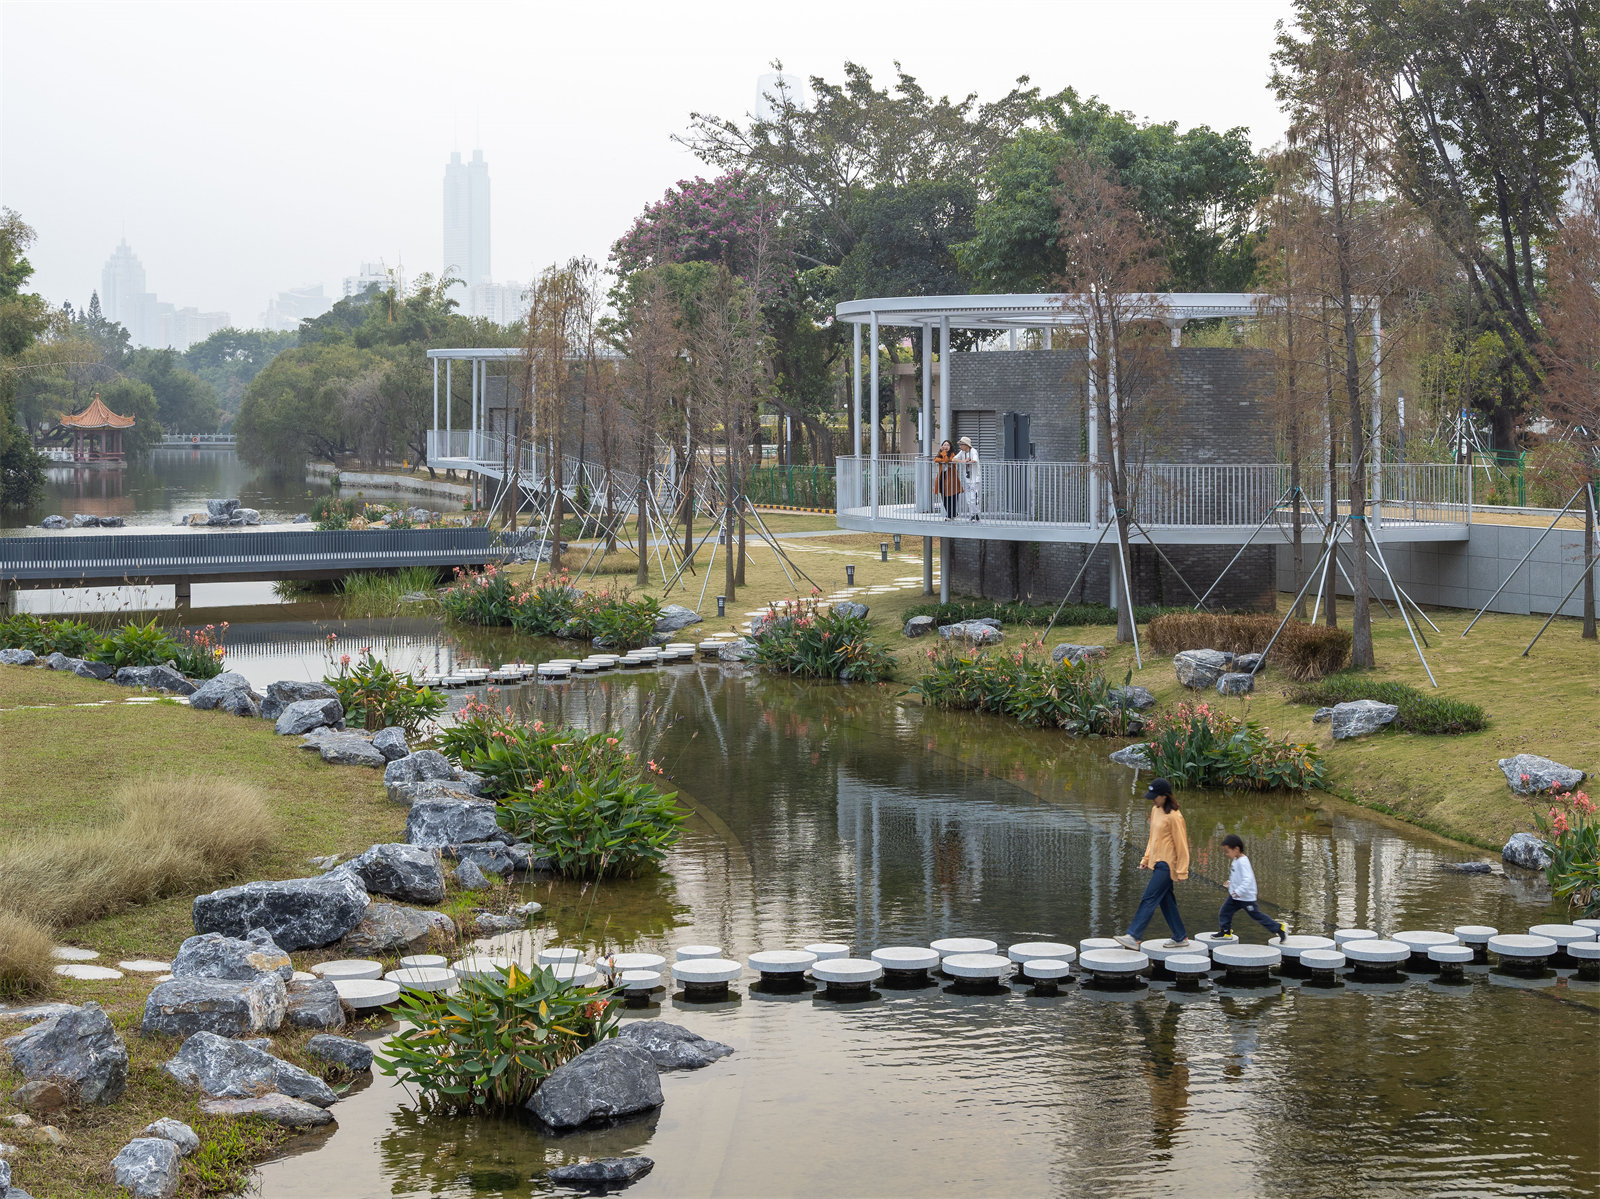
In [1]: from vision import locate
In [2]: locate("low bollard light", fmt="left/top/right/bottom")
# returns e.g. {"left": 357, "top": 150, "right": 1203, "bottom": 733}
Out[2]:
{"left": 716, "top": 595, "right": 726, "bottom": 618}
{"left": 880, "top": 542, "right": 889, "bottom": 561}
{"left": 846, "top": 565, "right": 855, "bottom": 585}
{"left": 893, "top": 533, "right": 902, "bottom": 551}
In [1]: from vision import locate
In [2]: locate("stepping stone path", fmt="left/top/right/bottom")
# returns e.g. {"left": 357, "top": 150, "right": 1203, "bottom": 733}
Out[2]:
{"left": 332, "top": 979, "right": 400, "bottom": 1009}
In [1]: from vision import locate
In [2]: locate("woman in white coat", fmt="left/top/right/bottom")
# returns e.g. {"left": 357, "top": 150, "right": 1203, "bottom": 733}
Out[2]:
{"left": 954, "top": 436, "right": 981, "bottom": 521}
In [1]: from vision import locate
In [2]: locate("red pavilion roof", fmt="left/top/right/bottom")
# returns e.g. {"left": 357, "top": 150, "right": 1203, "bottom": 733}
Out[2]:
{"left": 59, "top": 395, "right": 136, "bottom": 429}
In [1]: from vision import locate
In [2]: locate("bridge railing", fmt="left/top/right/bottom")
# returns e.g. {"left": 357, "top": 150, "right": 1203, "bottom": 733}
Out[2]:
{"left": 159, "top": 434, "right": 236, "bottom": 445}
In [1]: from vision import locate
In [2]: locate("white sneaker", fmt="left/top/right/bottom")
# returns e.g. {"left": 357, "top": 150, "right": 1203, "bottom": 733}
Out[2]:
{"left": 1164, "top": 938, "right": 1193, "bottom": 949}
{"left": 1113, "top": 934, "right": 1140, "bottom": 951}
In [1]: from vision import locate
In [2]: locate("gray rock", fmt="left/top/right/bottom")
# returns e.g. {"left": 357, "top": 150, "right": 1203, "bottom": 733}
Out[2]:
{"left": 1312, "top": 707, "right": 1334, "bottom": 723}
{"left": 406, "top": 799, "right": 502, "bottom": 848}
{"left": 111, "top": 1137, "right": 181, "bottom": 1199}
{"left": 1234, "top": 653, "right": 1263, "bottom": 673}
{"left": 260, "top": 679, "right": 339, "bottom": 721}
{"left": 170, "top": 930, "right": 292, "bottom": 982}
{"left": 306, "top": 1035, "right": 372, "bottom": 1074}
{"left": 1108, "top": 685, "right": 1156, "bottom": 711}
{"left": 746, "top": 610, "right": 782, "bottom": 639}
{"left": 1, "top": 1003, "right": 127, "bottom": 1105}
{"left": 616, "top": 1022, "right": 734, "bottom": 1071}
{"left": 1440, "top": 861, "right": 1495, "bottom": 874}
{"left": 1216, "top": 672, "right": 1255, "bottom": 696}
{"left": 1173, "top": 649, "right": 1232, "bottom": 689}
{"left": 140, "top": 975, "right": 287, "bottom": 1039}
{"left": 141, "top": 1119, "right": 198, "bottom": 1157}
{"left": 337, "top": 904, "right": 453, "bottom": 956}
{"left": 186, "top": 672, "right": 261, "bottom": 717}
{"left": 938, "top": 620, "right": 1002, "bottom": 645}
{"left": 473, "top": 913, "right": 524, "bottom": 934}
{"left": 70, "top": 513, "right": 100, "bottom": 528}
{"left": 1503, "top": 831, "right": 1554, "bottom": 871}
{"left": 456, "top": 859, "right": 489, "bottom": 890}
{"left": 443, "top": 841, "right": 529, "bottom": 875}
{"left": 11, "top": 1080, "right": 69, "bottom": 1115}
{"left": 1497, "top": 754, "right": 1586, "bottom": 795}
{"left": 192, "top": 873, "right": 370, "bottom": 951}
{"left": 0, "top": 649, "right": 37, "bottom": 666}
{"left": 206, "top": 499, "right": 240, "bottom": 518}
{"left": 40, "top": 514, "right": 68, "bottom": 529}
{"left": 385, "top": 779, "right": 482, "bottom": 807}
{"left": 197, "top": 1094, "right": 333, "bottom": 1128}
{"left": 292, "top": 513, "right": 311, "bottom": 524}
{"left": 546, "top": 1158, "right": 654, "bottom": 1188}
{"left": 832, "top": 601, "right": 869, "bottom": 619}
{"left": 1051, "top": 643, "right": 1106, "bottom": 666}
{"left": 717, "top": 638, "right": 758, "bottom": 662}
{"left": 370, "top": 727, "right": 409, "bottom": 761}
{"left": 0, "top": 1004, "right": 78, "bottom": 1027}
{"left": 453, "top": 769, "right": 485, "bottom": 793}
{"left": 317, "top": 736, "right": 387, "bottom": 768}
{"left": 235, "top": 508, "right": 261, "bottom": 525}
{"left": 43, "top": 652, "right": 73, "bottom": 671}
{"left": 114, "top": 665, "right": 195, "bottom": 695}
{"left": 334, "top": 843, "right": 445, "bottom": 905}
{"left": 1109, "top": 743, "right": 1153, "bottom": 769}
{"left": 654, "top": 604, "right": 703, "bottom": 633}
{"left": 68, "top": 657, "right": 113, "bottom": 679}
{"left": 275, "top": 697, "right": 344, "bottom": 736}
{"left": 1330, "top": 699, "right": 1399, "bottom": 740}
{"left": 903, "top": 615, "right": 936, "bottom": 638}
{"left": 284, "top": 979, "right": 345, "bottom": 1031}
{"left": 99, "top": 515, "right": 125, "bottom": 528}
{"left": 526, "top": 1039, "right": 663, "bottom": 1130}
{"left": 384, "top": 750, "right": 456, "bottom": 786}
{"left": 163, "top": 1031, "right": 335, "bottom": 1107}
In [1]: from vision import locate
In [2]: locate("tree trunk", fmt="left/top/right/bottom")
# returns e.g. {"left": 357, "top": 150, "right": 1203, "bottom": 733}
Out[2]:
{"left": 1585, "top": 475, "right": 1597, "bottom": 640}
{"left": 1337, "top": 283, "right": 1373, "bottom": 669}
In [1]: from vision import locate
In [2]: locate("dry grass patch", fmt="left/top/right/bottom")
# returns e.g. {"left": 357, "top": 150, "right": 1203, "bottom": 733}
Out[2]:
{"left": 0, "top": 911, "right": 55, "bottom": 999}
{"left": 0, "top": 775, "right": 274, "bottom": 932}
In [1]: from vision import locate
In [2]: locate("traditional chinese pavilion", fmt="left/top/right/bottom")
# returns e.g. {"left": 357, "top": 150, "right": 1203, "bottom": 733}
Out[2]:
{"left": 58, "top": 394, "right": 135, "bottom": 463}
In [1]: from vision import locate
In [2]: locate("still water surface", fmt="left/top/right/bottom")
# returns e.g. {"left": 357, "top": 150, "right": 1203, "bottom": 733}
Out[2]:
{"left": 236, "top": 643, "right": 1597, "bottom": 1199}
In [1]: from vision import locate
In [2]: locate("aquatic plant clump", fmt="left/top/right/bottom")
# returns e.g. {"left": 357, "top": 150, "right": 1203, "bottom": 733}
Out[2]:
{"left": 1529, "top": 788, "right": 1599, "bottom": 917}
{"left": 910, "top": 641, "right": 1130, "bottom": 734}
{"left": 751, "top": 597, "right": 896, "bottom": 682}
{"left": 1141, "top": 701, "right": 1324, "bottom": 791}
{"left": 323, "top": 646, "right": 446, "bottom": 735}
{"left": 0, "top": 614, "right": 100, "bottom": 659}
{"left": 377, "top": 962, "right": 620, "bottom": 1113}
{"left": 439, "top": 568, "right": 662, "bottom": 652}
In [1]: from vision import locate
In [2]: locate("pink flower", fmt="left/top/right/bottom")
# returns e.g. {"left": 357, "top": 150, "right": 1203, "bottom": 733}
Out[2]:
{"left": 1551, "top": 808, "right": 1571, "bottom": 836}
{"left": 340, "top": 654, "right": 351, "bottom": 667}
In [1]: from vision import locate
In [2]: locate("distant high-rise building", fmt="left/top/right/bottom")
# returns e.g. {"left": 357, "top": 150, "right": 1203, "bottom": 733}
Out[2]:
{"left": 99, "top": 239, "right": 227, "bottom": 349}
{"left": 101, "top": 240, "right": 148, "bottom": 339}
{"left": 466, "top": 279, "right": 527, "bottom": 326}
{"left": 261, "top": 285, "right": 333, "bottom": 332}
{"left": 342, "top": 261, "right": 394, "bottom": 299}
{"left": 443, "top": 149, "right": 491, "bottom": 304}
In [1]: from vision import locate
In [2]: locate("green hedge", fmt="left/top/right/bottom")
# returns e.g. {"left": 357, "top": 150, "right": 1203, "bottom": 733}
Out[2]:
{"left": 1286, "top": 673, "right": 1488, "bottom": 735}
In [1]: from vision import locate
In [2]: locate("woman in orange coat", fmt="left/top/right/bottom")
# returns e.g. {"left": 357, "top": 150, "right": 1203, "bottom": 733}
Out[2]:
{"left": 933, "top": 438, "right": 961, "bottom": 519}
{"left": 1114, "top": 778, "right": 1193, "bottom": 950}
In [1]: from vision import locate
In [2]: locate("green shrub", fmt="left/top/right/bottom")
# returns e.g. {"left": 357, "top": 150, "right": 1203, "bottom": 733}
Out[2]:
{"left": 93, "top": 618, "right": 180, "bottom": 669}
{"left": 1285, "top": 673, "right": 1488, "bottom": 734}
{"left": 508, "top": 575, "right": 581, "bottom": 636}
{"left": 1141, "top": 700, "right": 1325, "bottom": 791}
{"left": 1147, "top": 612, "right": 1351, "bottom": 681}
{"left": 324, "top": 649, "right": 447, "bottom": 735}
{"left": 575, "top": 589, "right": 661, "bottom": 652}
{"left": 0, "top": 614, "right": 100, "bottom": 658}
{"left": 377, "top": 963, "right": 620, "bottom": 1112}
{"left": 911, "top": 641, "right": 1130, "bottom": 733}
{"left": 902, "top": 598, "right": 1167, "bottom": 628}
{"left": 170, "top": 622, "right": 228, "bottom": 679}
{"left": 752, "top": 598, "right": 896, "bottom": 682}
{"left": 437, "top": 565, "right": 517, "bottom": 626}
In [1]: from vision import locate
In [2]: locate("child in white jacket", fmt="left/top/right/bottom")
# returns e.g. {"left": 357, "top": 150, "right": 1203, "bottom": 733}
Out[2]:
{"left": 1218, "top": 834, "right": 1289, "bottom": 941}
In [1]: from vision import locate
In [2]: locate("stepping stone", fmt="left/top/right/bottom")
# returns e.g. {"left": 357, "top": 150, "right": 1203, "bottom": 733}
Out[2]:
{"left": 1575, "top": 919, "right": 1600, "bottom": 934}
{"left": 1301, "top": 948, "right": 1346, "bottom": 986}
{"left": 1343, "top": 939, "right": 1410, "bottom": 979}
{"left": 117, "top": 960, "right": 171, "bottom": 974}
{"left": 1212, "top": 943, "right": 1280, "bottom": 984}
{"left": 1453, "top": 924, "right": 1498, "bottom": 962}
{"left": 1391, "top": 930, "right": 1459, "bottom": 970}
{"left": 385, "top": 967, "right": 457, "bottom": 993}
{"left": 536, "top": 664, "right": 570, "bottom": 679}
{"left": 1021, "top": 959, "right": 1074, "bottom": 993}
{"left": 537, "top": 947, "right": 582, "bottom": 967}
{"left": 398, "top": 955, "right": 447, "bottom": 970}
{"left": 870, "top": 947, "right": 940, "bottom": 988}
{"left": 333, "top": 978, "right": 400, "bottom": 1009}
{"left": 1528, "top": 923, "right": 1598, "bottom": 948}
{"left": 810, "top": 958, "right": 882, "bottom": 1000}
{"left": 1139, "top": 939, "right": 1206, "bottom": 964}
{"left": 451, "top": 955, "right": 512, "bottom": 979}
{"left": 1192, "top": 932, "right": 1237, "bottom": 950}
{"left": 1079, "top": 948, "right": 1149, "bottom": 988}
{"left": 1275, "top": 935, "right": 1335, "bottom": 960}
{"left": 50, "top": 947, "right": 99, "bottom": 961}
{"left": 1079, "top": 937, "right": 1123, "bottom": 957}
{"left": 619, "top": 970, "right": 662, "bottom": 1002}
{"left": 1165, "top": 954, "right": 1211, "bottom": 981}
{"left": 1488, "top": 933, "right": 1558, "bottom": 975}
{"left": 672, "top": 958, "right": 741, "bottom": 1002}
{"left": 748, "top": 950, "right": 817, "bottom": 988}
{"left": 1333, "top": 928, "right": 1379, "bottom": 947}
{"left": 804, "top": 943, "right": 849, "bottom": 962}
{"left": 290, "top": 971, "right": 317, "bottom": 983}
{"left": 930, "top": 937, "right": 997, "bottom": 961}
{"left": 1428, "top": 943, "right": 1475, "bottom": 982}
{"left": 547, "top": 962, "right": 599, "bottom": 988}
{"left": 597, "top": 952, "right": 667, "bottom": 978}
{"left": 942, "top": 953, "right": 1012, "bottom": 988}
{"left": 311, "top": 960, "right": 383, "bottom": 982}
{"left": 572, "top": 661, "right": 599, "bottom": 673}
{"left": 676, "top": 945, "right": 722, "bottom": 961}
{"left": 1568, "top": 941, "right": 1600, "bottom": 980}
{"left": 1007, "top": 942, "right": 1076, "bottom": 967}
{"left": 53, "top": 964, "right": 123, "bottom": 981}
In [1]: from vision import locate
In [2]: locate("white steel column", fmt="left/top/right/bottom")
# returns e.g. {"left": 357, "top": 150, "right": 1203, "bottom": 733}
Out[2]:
{"left": 445, "top": 359, "right": 453, "bottom": 445}
{"left": 1370, "top": 303, "right": 1383, "bottom": 529}
{"left": 869, "top": 310, "right": 880, "bottom": 520}
{"left": 851, "top": 322, "right": 862, "bottom": 458}
{"left": 1087, "top": 322, "right": 1100, "bottom": 528}
{"left": 922, "top": 323, "right": 934, "bottom": 594}
{"left": 431, "top": 358, "right": 439, "bottom": 440}
{"left": 939, "top": 314, "right": 951, "bottom": 602}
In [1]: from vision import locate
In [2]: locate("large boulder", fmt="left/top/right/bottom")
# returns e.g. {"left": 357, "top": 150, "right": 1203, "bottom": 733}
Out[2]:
{"left": 163, "top": 1031, "right": 336, "bottom": 1107}
{"left": 370, "top": 727, "right": 409, "bottom": 761}
{"left": 832, "top": 601, "right": 869, "bottom": 619}
{"left": 170, "top": 930, "right": 292, "bottom": 982}
{"left": 654, "top": 604, "right": 702, "bottom": 634}
{"left": 385, "top": 779, "right": 483, "bottom": 807}
{"left": 111, "top": 1137, "right": 181, "bottom": 1199}
{"left": 1109, "top": 743, "right": 1153, "bottom": 769}
{"left": 384, "top": 750, "right": 457, "bottom": 786}
{"left": 192, "top": 874, "right": 369, "bottom": 951}
{"left": 1108, "top": 685, "right": 1156, "bottom": 712}
{"left": 0, "top": 649, "right": 37, "bottom": 666}
{"left": 716, "top": 638, "right": 757, "bottom": 663}
{"left": 547, "top": 1159, "right": 655, "bottom": 1189}
{"left": 405, "top": 799, "right": 503, "bottom": 848}
{"left": 1051, "top": 643, "right": 1106, "bottom": 666}
{"left": 261, "top": 680, "right": 339, "bottom": 722}
{"left": 1497, "top": 754, "right": 1586, "bottom": 795}
{"left": 205, "top": 499, "right": 239, "bottom": 518}
{"left": 306, "top": 1035, "right": 372, "bottom": 1074}
{"left": 275, "top": 698, "right": 344, "bottom": 736}
{"left": 333, "top": 844, "right": 445, "bottom": 905}
{"left": 187, "top": 672, "right": 261, "bottom": 718}
{"left": 526, "top": 1039, "right": 663, "bottom": 1130}
{"left": 337, "top": 904, "right": 454, "bottom": 956}
{"left": 142, "top": 1119, "right": 199, "bottom": 1157}
{"left": 443, "top": 841, "right": 536, "bottom": 876}
{"left": 1173, "top": 649, "right": 1231, "bottom": 690}
{"left": 1216, "top": 672, "right": 1255, "bottom": 696}
{"left": 1503, "top": 831, "right": 1554, "bottom": 871}
{"left": 235, "top": 508, "right": 262, "bottom": 525}
{"left": 71, "top": 513, "right": 101, "bottom": 528}
{"left": 283, "top": 978, "right": 344, "bottom": 1031}
{"left": 114, "top": 666, "right": 195, "bottom": 695}
{"left": 455, "top": 859, "right": 490, "bottom": 891}
{"left": 1330, "top": 699, "right": 1399, "bottom": 740}
{"left": 40, "top": 514, "right": 68, "bottom": 529}
{"left": 140, "top": 976, "right": 287, "bottom": 1038}
{"left": 938, "top": 621, "right": 1002, "bottom": 646}
{"left": 66, "top": 657, "right": 113, "bottom": 680}
{"left": 903, "top": 615, "right": 935, "bottom": 638}
{"left": 197, "top": 1094, "right": 333, "bottom": 1128}
{"left": 616, "top": 1022, "right": 733, "bottom": 1071}
{"left": 1, "top": 1002, "right": 128, "bottom": 1105}
{"left": 316, "top": 736, "right": 387, "bottom": 768}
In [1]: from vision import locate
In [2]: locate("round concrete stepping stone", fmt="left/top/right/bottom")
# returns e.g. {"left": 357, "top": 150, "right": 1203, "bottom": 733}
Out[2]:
{"left": 1192, "top": 932, "right": 1237, "bottom": 950}
{"left": 599, "top": 952, "right": 668, "bottom": 976}
{"left": 54, "top": 964, "right": 123, "bottom": 981}
{"left": 1392, "top": 930, "right": 1459, "bottom": 953}
{"left": 1276, "top": 935, "right": 1335, "bottom": 960}
{"left": 451, "top": 955, "right": 513, "bottom": 979}
{"left": 333, "top": 978, "right": 400, "bottom": 1008}
{"left": 1343, "top": 940, "right": 1410, "bottom": 978}
{"left": 1488, "top": 933, "right": 1557, "bottom": 966}
{"left": 537, "top": 947, "right": 582, "bottom": 967}
{"left": 672, "top": 958, "right": 741, "bottom": 984}
{"left": 1007, "top": 942, "right": 1076, "bottom": 965}
{"left": 930, "top": 937, "right": 997, "bottom": 958}
{"left": 941, "top": 953, "right": 1011, "bottom": 980}
{"left": 1022, "top": 958, "right": 1073, "bottom": 981}
{"left": 1334, "top": 928, "right": 1379, "bottom": 946}
{"left": 811, "top": 957, "right": 882, "bottom": 999}
{"left": 698, "top": 641, "right": 724, "bottom": 653}
{"left": 1139, "top": 939, "right": 1205, "bottom": 963}
{"left": 1212, "top": 943, "right": 1280, "bottom": 982}
{"left": 1079, "top": 948, "right": 1149, "bottom": 977}
{"left": 804, "top": 942, "right": 849, "bottom": 961}
{"left": 50, "top": 947, "right": 99, "bottom": 961}
{"left": 385, "top": 967, "right": 457, "bottom": 993}
{"left": 1301, "top": 948, "right": 1346, "bottom": 985}
{"left": 536, "top": 664, "right": 571, "bottom": 678}
{"left": 1165, "top": 954, "right": 1211, "bottom": 977}
{"left": 291, "top": 971, "right": 317, "bottom": 983}
{"left": 572, "top": 660, "right": 600, "bottom": 673}
{"left": 871, "top": 947, "right": 940, "bottom": 971}
{"left": 676, "top": 944, "right": 722, "bottom": 961}
{"left": 747, "top": 950, "right": 817, "bottom": 977}
{"left": 1428, "top": 944, "right": 1474, "bottom": 981}
{"left": 398, "top": 955, "right": 447, "bottom": 970}
{"left": 1528, "top": 923, "right": 1597, "bottom": 946}
{"left": 1568, "top": 941, "right": 1600, "bottom": 980}
{"left": 547, "top": 962, "right": 599, "bottom": 988}
{"left": 1079, "top": 937, "right": 1123, "bottom": 956}
{"left": 619, "top": 969, "right": 661, "bottom": 992}
{"left": 1453, "top": 925, "right": 1497, "bottom": 943}
{"left": 1575, "top": 918, "right": 1600, "bottom": 934}
{"left": 312, "top": 959, "right": 384, "bottom": 982}
{"left": 117, "top": 960, "right": 171, "bottom": 974}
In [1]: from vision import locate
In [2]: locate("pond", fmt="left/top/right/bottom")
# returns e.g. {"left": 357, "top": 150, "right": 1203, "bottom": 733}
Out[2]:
{"left": 224, "top": 616, "right": 1600, "bottom": 1199}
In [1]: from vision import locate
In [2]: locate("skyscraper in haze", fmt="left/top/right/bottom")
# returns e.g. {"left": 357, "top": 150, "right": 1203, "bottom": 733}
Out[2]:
{"left": 101, "top": 239, "right": 146, "bottom": 332}
{"left": 443, "top": 149, "right": 490, "bottom": 304}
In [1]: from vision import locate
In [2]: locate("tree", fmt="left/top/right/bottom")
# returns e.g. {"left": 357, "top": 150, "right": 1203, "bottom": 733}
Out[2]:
{"left": 183, "top": 327, "right": 295, "bottom": 412}
{"left": 0, "top": 208, "right": 48, "bottom": 508}
{"left": 616, "top": 270, "right": 687, "bottom": 586}
{"left": 131, "top": 348, "right": 221, "bottom": 432}
{"left": 1053, "top": 149, "right": 1172, "bottom": 644}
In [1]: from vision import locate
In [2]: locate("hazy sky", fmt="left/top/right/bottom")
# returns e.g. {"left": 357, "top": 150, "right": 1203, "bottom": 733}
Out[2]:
{"left": 2, "top": 0, "right": 1294, "bottom": 327}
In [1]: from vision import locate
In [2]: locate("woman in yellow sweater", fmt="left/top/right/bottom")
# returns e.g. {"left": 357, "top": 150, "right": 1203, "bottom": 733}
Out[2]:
{"left": 1114, "top": 778, "right": 1193, "bottom": 950}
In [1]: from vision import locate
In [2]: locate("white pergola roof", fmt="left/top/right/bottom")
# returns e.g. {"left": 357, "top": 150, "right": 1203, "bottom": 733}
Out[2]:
{"left": 834, "top": 292, "right": 1371, "bottom": 330}
{"left": 426, "top": 347, "right": 524, "bottom": 361}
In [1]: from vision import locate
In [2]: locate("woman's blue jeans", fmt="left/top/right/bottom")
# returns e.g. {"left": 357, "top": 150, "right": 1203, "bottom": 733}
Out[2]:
{"left": 1126, "top": 861, "right": 1187, "bottom": 941}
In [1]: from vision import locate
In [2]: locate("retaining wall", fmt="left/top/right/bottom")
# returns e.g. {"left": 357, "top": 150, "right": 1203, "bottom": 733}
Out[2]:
{"left": 306, "top": 464, "right": 472, "bottom": 504}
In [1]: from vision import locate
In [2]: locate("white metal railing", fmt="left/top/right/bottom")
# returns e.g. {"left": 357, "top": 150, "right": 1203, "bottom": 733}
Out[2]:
{"left": 836, "top": 457, "right": 1471, "bottom": 530}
